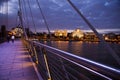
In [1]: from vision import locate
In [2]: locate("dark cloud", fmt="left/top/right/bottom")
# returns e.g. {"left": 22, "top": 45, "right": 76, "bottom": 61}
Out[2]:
{"left": 71, "top": 0, "right": 120, "bottom": 30}
{"left": 0, "top": 0, "right": 8, "bottom": 3}
{"left": 0, "top": 0, "right": 9, "bottom": 5}
{"left": 0, "top": 0, "right": 120, "bottom": 32}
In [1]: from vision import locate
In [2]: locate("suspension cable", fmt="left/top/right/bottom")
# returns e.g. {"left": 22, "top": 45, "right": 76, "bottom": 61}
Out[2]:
{"left": 20, "top": 0, "right": 27, "bottom": 28}
{"left": 22, "top": 0, "right": 30, "bottom": 29}
{"left": 16, "top": 1, "right": 20, "bottom": 27}
{"left": 18, "top": 0, "right": 28, "bottom": 39}
{"left": 20, "top": 0, "right": 31, "bottom": 35}
{"left": 67, "top": 0, "right": 120, "bottom": 65}
{"left": 27, "top": 0, "right": 37, "bottom": 34}
{"left": 35, "top": 0, "right": 51, "bottom": 40}
{"left": 20, "top": 0, "right": 29, "bottom": 29}
{"left": 22, "top": 0, "right": 32, "bottom": 38}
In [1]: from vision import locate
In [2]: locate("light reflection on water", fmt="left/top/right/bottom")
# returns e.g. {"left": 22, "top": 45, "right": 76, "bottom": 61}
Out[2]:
{"left": 42, "top": 41, "right": 120, "bottom": 69}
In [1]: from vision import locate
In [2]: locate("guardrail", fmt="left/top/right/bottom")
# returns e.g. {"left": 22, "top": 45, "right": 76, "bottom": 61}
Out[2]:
{"left": 24, "top": 40, "right": 120, "bottom": 80}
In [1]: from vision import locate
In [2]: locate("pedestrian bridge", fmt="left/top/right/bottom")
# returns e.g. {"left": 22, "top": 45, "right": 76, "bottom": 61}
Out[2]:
{"left": 0, "top": 39, "right": 120, "bottom": 80}
{"left": 0, "top": 40, "right": 42, "bottom": 80}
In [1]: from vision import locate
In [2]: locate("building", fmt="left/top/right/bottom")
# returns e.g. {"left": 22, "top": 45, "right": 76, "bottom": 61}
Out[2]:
{"left": 84, "top": 32, "right": 99, "bottom": 41}
{"left": 10, "top": 27, "right": 23, "bottom": 37}
{"left": 104, "top": 33, "right": 117, "bottom": 41}
{"left": 72, "top": 28, "right": 84, "bottom": 38}
{"left": 54, "top": 30, "right": 67, "bottom": 37}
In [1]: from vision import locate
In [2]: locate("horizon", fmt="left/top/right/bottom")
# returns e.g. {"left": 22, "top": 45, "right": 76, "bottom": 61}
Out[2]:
{"left": 0, "top": 0, "right": 120, "bottom": 33}
{"left": 28, "top": 28, "right": 120, "bottom": 34}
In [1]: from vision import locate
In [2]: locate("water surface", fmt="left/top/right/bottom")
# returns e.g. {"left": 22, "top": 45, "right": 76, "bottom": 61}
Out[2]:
{"left": 42, "top": 41, "right": 120, "bottom": 69}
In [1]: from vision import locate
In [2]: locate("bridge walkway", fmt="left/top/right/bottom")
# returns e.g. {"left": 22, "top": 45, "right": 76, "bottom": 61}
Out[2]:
{"left": 0, "top": 40, "right": 42, "bottom": 80}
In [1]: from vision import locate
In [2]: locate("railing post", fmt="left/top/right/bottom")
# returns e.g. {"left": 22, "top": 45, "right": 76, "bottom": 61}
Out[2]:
{"left": 26, "top": 41, "right": 120, "bottom": 80}
{"left": 42, "top": 48, "right": 52, "bottom": 80}
{"left": 59, "top": 58, "right": 70, "bottom": 80}
{"left": 33, "top": 46, "right": 38, "bottom": 64}
{"left": 28, "top": 42, "right": 32, "bottom": 53}
{"left": 30, "top": 43, "right": 34, "bottom": 56}
{"left": 29, "top": 43, "right": 37, "bottom": 63}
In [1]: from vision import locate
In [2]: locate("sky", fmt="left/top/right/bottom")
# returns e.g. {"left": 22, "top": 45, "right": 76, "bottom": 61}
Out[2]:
{"left": 0, "top": 0, "right": 120, "bottom": 33}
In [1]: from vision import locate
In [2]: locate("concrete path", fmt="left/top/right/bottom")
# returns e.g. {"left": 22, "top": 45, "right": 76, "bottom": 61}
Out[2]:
{"left": 0, "top": 40, "right": 41, "bottom": 80}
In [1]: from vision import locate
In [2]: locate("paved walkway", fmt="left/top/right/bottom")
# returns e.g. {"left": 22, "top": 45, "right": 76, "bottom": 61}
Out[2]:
{"left": 0, "top": 40, "right": 41, "bottom": 80}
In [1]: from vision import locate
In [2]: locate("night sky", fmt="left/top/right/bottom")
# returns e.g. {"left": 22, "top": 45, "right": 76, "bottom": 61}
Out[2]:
{"left": 0, "top": 0, "right": 120, "bottom": 33}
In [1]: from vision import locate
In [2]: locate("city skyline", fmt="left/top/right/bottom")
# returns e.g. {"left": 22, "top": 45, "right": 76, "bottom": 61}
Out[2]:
{"left": 0, "top": 0, "right": 120, "bottom": 33}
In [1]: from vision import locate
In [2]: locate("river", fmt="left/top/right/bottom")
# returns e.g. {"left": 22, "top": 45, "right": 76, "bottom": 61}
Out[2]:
{"left": 42, "top": 41, "right": 120, "bottom": 69}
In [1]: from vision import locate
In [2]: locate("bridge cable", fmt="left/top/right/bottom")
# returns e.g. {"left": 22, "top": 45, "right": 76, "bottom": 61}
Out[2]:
{"left": 20, "top": 0, "right": 27, "bottom": 28}
{"left": 18, "top": 0, "right": 26, "bottom": 35}
{"left": 16, "top": 1, "right": 20, "bottom": 28}
{"left": 18, "top": 0, "right": 28, "bottom": 39}
{"left": 67, "top": 0, "right": 120, "bottom": 65}
{"left": 20, "top": 0, "right": 33, "bottom": 39}
{"left": 22, "top": 0, "right": 30, "bottom": 30}
{"left": 22, "top": 0, "right": 31, "bottom": 38}
{"left": 35, "top": 0, "right": 52, "bottom": 40}
{"left": 27, "top": 0, "right": 37, "bottom": 34}
{"left": 20, "top": 0, "right": 30, "bottom": 34}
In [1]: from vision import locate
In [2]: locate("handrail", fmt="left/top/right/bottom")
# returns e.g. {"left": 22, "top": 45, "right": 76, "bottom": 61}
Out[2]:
{"left": 25, "top": 40, "right": 120, "bottom": 80}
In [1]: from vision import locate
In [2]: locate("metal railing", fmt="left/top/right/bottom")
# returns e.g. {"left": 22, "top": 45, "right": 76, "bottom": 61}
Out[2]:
{"left": 24, "top": 40, "right": 120, "bottom": 80}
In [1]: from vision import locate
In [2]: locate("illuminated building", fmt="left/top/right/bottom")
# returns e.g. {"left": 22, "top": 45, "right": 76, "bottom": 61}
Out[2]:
{"left": 72, "top": 28, "right": 84, "bottom": 38}
{"left": 10, "top": 27, "right": 23, "bottom": 37}
{"left": 104, "top": 33, "right": 117, "bottom": 41}
{"left": 54, "top": 30, "right": 67, "bottom": 37}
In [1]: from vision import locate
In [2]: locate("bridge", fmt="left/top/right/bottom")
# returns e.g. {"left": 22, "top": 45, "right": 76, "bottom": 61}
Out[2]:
{"left": 0, "top": 0, "right": 120, "bottom": 80}
{"left": 0, "top": 40, "right": 42, "bottom": 80}
{"left": 0, "top": 38, "right": 120, "bottom": 80}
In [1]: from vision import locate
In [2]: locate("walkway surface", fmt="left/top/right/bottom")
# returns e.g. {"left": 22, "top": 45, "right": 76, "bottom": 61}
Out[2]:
{"left": 0, "top": 40, "right": 40, "bottom": 80}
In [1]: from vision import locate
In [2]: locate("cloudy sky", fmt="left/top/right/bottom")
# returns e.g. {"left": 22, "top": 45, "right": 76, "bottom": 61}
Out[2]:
{"left": 0, "top": 0, "right": 120, "bottom": 33}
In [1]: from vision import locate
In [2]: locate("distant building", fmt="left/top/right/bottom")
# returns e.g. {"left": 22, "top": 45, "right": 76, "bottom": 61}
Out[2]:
{"left": 104, "top": 33, "right": 117, "bottom": 41}
{"left": 117, "top": 34, "right": 120, "bottom": 41}
{"left": 72, "top": 28, "right": 84, "bottom": 38}
{"left": 84, "top": 32, "right": 99, "bottom": 41}
{"left": 10, "top": 27, "right": 23, "bottom": 37}
{"left": 54, "top": 30, "right": 67, "bottom": 37}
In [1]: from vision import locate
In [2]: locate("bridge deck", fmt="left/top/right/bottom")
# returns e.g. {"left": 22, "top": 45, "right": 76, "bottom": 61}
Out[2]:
{"left": 0, "top": 40, "right": 42, "bottom": 80}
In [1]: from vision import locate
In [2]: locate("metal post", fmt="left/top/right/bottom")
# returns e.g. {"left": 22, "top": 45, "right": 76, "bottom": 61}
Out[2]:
{"left": 33, "top": 47, "right": 38, "bottom": 64}
{"left": 59, "top": 58, "right": 70, "bottom": 80}
{"left": 42, "top": 48, "right": 52, "bottom": 80}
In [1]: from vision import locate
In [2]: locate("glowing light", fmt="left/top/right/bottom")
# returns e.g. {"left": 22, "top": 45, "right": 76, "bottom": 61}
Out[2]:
{"left": 54, "top": 30, "right": 67, "bottom": 37}
{"left": 72, "top": 28, "right": 84, "bottom": 38}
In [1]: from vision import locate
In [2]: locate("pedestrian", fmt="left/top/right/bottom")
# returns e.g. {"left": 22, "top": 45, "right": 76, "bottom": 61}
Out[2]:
{"left": 7, "top": 34, "right": 10, "bottom": 43}
{"left": 11, "top": 35, "right": 15, "bottom": 43}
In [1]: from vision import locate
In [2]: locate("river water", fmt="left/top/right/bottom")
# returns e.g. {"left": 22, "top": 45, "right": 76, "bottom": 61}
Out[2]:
{"left": 42, "top": 41, "right": 120, "bottom": 69}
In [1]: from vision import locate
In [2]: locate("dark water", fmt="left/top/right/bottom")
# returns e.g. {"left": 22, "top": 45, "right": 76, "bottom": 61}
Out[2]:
{"left": 42, "top": 41, "right": 120, "bottom": 69}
